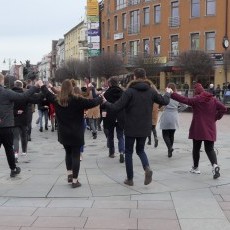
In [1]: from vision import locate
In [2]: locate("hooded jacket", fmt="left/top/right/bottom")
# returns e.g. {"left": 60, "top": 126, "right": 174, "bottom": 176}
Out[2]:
{"left": 103, "top": 85, "right": 125, "bottom": 129}
{"left": 105, "top": 79, "right": 170, "bottom": 137}
{"left": 171, "top": 91, "right": 227, "bottom": 141}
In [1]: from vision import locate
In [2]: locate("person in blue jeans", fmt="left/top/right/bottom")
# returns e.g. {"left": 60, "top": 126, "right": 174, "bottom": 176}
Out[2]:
{"left": 103, "top": 77, "right": 125, "bottom": 162}
{"left": 103, "top": 68, "right": 171, "bottom": 186}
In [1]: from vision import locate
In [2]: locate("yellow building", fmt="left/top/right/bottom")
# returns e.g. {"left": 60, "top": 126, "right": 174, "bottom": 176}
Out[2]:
{"left": 100, "top": 0, "right": 230, "bottom": 90}
{"left": 64, "top": 21, "right": 88, "bottom": 61}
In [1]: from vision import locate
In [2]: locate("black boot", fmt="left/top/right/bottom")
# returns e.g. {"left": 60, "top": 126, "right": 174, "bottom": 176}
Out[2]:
{"left": 93, "top": 132, "right": 97, "bottom": 139}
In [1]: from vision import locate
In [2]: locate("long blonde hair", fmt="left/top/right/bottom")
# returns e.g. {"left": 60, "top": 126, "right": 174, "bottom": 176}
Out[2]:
{"left": 57, "top": 79, "right": 74, "bottom": 107}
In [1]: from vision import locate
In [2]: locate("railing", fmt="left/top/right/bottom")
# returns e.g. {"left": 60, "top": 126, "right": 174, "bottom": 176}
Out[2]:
{"left": 168, "top": 51, "right": 179, "bottom": 61}
{"left": 168, "top": 17, "right": 180, "bottom": 27}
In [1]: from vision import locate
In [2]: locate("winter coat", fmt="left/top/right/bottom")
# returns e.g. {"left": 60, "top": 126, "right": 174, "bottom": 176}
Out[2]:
{"left": 0, "top": 85, "right": 38, "bottom": 128}
{"left": 159, "top": 99, "right": 187, "bottom": 130}
{"left": 85, "top": 91, "right": 101, "bottom": 119}
{"left": 40, "top": 85, "right": 103, "bottom": 146}
{"left": 171, "top": 91, "right": 227, "bottom": 141}
{"left": 103, "top": 85, "right": 125, "bottom": 129}
{"left": 105, "top": 79, "right": 170, "bottom": 137}
{"left": 12, "top": 87, "right": 43, "bottom": 127}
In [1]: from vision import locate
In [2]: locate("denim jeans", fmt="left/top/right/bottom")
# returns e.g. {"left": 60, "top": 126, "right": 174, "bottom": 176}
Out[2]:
{"left": 38, "top": 110, "right": 48, "bottom": 128}
{"left": 125, "top": 136, "right": 149, "bottom": 180}
{"left": 107, "top": 122, "right": 125, "bottom": 155}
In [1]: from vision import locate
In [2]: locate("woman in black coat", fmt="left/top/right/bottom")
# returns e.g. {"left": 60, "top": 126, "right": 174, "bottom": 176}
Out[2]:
{"left": 40, "top": 79, "right": 103, "bottom": 188}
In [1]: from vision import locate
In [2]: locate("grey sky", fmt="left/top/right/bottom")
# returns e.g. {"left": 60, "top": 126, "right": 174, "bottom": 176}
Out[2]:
{"left": 0, "top": 0, "right": 86, "bottom": 71}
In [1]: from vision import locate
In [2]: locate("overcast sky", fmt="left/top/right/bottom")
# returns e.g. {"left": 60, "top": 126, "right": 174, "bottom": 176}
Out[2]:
{"left": 0, "top": 0, "right": 86, "bottom": 71}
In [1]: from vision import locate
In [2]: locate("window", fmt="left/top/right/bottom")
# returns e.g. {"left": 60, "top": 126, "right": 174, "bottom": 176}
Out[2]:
{"left": 129, "top": 10, "right": 140, "bottom": 34}
{"left": 171, "top": 1, "right": 179, "bottom": 18}
{"left": 116, "top": 0, "right": 126, "bottom": 10}
{"left": 191, "top": 0, "right": 200, "bottom": 17}
{"left": 107, "top": 46, "right": 110, "bottom": 53}
{"left": 171, "top": 35, "right": 179, "bottom": 55}
{"left": 102, "top": 22, "right": 105, "bottom": 36}
{"left": 143, "top": 7, "right": 150, "bottom": 25}
{"left": 114, "top": 44, "right": 118, "bottom": 54}
{"left": 206, "top": 0, "right": 216, "bottom": 15}
{"left": 130, "top": 40, "right": 139, "bottom": 56}
{"left": 114, "top": 16, "right": 118, "bottom": 31}
{"left": 128, "top": 0, "right": 140, "bottom": 6}
{"left": 205, "top": 32, "right": 215, "bottom": 51}
{"left": 122, "top": 13, "right": 127, "bottom": 30}
{"left": 191, "top": 33, "right": 200, "bottom": 50}
{"left": 143, "top": 39, "right": 150, "bottom": 56}
{"left": 122, "top": 42, "right": 126, "bottom": 56}
{"left": 154, "top": 5, "right": 161, "bottom": 24}
{"left": 153, "top": 37, "right": 161, "bottom": 55}
{"left": 107, "top": 19, "right": 110, "bottom": 31}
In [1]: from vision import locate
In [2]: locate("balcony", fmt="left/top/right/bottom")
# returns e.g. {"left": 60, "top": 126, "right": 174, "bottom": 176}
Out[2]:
{"left": 128, "top": 24, "right": 140, "bottom": 35}
{"left": 168, "top": 51, "right": 180, "bottom": 62}
{"left": 168, "top": 17, "right": 180, "bottom": 28}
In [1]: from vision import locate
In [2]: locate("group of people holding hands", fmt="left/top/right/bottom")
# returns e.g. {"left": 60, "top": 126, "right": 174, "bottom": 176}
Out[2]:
{"left": 0, "top": 68, "right": 227, "bottom": 188}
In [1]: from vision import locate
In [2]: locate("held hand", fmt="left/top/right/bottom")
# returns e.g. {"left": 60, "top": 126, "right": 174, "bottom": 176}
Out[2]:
{"left": 166, "top": 87, "right": 173, "bottom": 94}
{"left": 35, "top": 80, "right": 44, "bottom": 88}
{"left": 99, "top": 92, "right": 107, "bottom": 103}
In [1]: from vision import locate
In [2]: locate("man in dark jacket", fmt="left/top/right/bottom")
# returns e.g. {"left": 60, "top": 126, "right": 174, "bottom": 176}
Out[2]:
{"left": 103, "top": 76, "right": 125, "bottom": 162}
{"left": 103, "top": 68, "right": 170, "bottom": 186}
{"left": 0, "top": 73, "right": 40, "bottom": 177}
{"left": 12, "top": 80, "right": 41, "bottom": 161}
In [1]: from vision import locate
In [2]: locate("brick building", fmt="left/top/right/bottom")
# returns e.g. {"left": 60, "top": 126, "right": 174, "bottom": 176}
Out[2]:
{"left": 100, "top": 0, "right": 230, "bottom": 90}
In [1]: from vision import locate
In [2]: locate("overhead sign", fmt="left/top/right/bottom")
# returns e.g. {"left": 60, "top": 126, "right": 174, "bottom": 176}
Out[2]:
{"left": 87, "top": 0, "right": 99, "bottom": 16}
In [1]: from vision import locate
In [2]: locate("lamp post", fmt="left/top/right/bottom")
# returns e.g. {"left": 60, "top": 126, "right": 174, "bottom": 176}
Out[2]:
{"left": 3, "top": 58, "right": 17, "bottom": 75}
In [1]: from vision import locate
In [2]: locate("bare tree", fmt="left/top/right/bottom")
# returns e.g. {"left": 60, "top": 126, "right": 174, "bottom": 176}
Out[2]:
{"left": 55, "top": 67, "right": 69, "bottom": 83}
{"left": 176, "top": 50, "right": 214, "bottom": 82}
{"left": 132, "top": 54, "right": 163, "bottom": 77}
{"left": 91, "top": 53, "right": 125, "bottom": 79}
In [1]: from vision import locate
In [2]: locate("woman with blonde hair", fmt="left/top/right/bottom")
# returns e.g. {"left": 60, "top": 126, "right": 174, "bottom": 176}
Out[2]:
{"left": 39, "top": 79, "right": 103, "bottom": 188}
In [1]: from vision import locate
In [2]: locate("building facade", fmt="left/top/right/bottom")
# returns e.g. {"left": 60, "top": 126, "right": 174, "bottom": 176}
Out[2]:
{"left": 64, "top": 21, "right": 88, "bottom": 61}
{"left": 100, "top": 0, "right": 230, "bottom": 90}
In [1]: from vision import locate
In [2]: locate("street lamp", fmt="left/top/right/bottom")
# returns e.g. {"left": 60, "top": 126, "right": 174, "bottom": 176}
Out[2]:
{"left": 3, "top": 58, "right": 17, "bottom": 74}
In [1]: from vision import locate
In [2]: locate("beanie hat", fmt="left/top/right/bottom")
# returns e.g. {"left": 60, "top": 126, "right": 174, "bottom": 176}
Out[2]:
{"left": 194, "top": 83, "right": 204, "bottom": 95}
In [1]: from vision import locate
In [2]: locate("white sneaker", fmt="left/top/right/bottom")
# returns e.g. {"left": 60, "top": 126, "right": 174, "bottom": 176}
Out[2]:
{"left": 190, "top": 167, "right": 201, "bottom": 174}
{"left": 21, "top": 152, "right": 27, "bottom": 156}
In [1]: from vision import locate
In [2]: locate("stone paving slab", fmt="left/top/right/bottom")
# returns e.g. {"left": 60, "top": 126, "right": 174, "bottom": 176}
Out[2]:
{"left": 0, "top": 112, "right": 230, "bottom": 229}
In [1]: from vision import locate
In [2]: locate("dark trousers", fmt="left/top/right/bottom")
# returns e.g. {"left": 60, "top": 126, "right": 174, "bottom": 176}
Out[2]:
{"left": 27, "top": 111, "right": 33, "bottom": 138}
{"left": 148, "top": 125, "right": 158, "bottom": 142}
{"left": 107, "top": 122, "right": 125, "bottom": 155}
{"left": 63, "top": 145, "right": 81, "bottom": 179}
{"left": 125, "top": 136, "right": 149, "bottom": 180}
{"left": 162, "top": 129, "right": 176, "bottom": 151}
{"left": 192, "top": 139, "right": 217, "bottom": 168}
{"left": 0, "top": 127, "right": 16, "bottom": 170}
{"left": 13, "top": 126, "right": 28, "bottom": 153}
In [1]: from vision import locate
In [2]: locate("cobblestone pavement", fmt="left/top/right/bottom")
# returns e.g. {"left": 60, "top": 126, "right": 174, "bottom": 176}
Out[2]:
{"left": 0, "top": 112, "right": 230, "bottom": 230}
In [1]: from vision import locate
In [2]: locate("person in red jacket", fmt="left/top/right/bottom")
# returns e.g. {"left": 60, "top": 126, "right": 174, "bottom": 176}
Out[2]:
{"left": 170, "top": 83, "right": 227, "bottom": 179}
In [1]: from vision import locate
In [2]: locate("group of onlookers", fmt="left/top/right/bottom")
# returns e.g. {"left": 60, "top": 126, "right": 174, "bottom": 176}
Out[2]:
{"left": 0, "top": 69, "right": 228, "bottom": 188}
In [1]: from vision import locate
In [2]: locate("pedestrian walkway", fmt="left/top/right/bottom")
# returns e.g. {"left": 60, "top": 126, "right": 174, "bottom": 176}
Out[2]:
{"left": 0, "top": 112, "right": 230, "bottom": 230}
